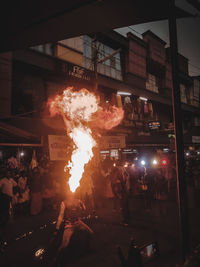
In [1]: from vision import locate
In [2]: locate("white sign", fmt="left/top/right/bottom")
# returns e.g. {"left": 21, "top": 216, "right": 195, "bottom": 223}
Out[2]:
{"left": 48, "top": 135, "right": 68, "bottom": 161}
{"left": 100, "top": 135, "right": 126, "bottom": 149}
{"left": 192, "top": 136, "right": 200, "bottom": 143}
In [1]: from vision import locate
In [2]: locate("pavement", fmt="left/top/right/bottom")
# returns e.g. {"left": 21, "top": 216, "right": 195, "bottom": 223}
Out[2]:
{"left": 0, "top": 198, "right": 199, "bottom": 267}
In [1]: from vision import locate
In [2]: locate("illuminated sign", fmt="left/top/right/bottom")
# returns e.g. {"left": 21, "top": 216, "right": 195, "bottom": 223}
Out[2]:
{"left": 48, "top": 135, "right": 68, "bottom": 161}
{"left": 61, "top": 63, "right": 91, "bottom": 81}
{"left": 148, "top": 121, "right": 161, "bottom": 130}
{"left": 100, "top": 135, "right": 126, "bottom": 149}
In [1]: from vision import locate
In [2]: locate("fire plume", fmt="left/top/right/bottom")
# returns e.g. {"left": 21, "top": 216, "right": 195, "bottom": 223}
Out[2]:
{"left": 94, "top": 106, "right": 124, "bottom": 130}
{"left": 49, "top": 87, "right": 124, "bottom": 193}
{"left": 66, "top": 126, "right": 95, "bottom": 192}
{"left": 49, "top": 87, "right": 97, "bottom": 192}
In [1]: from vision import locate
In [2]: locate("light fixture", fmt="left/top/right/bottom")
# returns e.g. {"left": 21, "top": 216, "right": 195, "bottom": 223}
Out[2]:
{"left": 163, "top": 148, "right": 169, "bottom": 152}
{"left": 152, "top": 159, "right": 158, "bottom": 165}
{"left": 139, "top": 96, "right": 148, "bottom": 101}
{"left": 35, "top": 248, "right": 45, "bottom": 258}
{"left": 141, "top": 160, "right": 146, "bottom": 166}
{"left": 20, "top": 151, "right": 24, "bottom": 157}
{"left": 117, "top": 91, "right": 132, "bottom": 96}
{"left": 161, "top": 159, "right": 167, "bottom": 166}
{"left": 100, "top": 150, "right": 110, "bottom": 154}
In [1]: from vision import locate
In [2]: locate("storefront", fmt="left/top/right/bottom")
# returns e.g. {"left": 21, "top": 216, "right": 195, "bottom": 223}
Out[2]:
{"left": 99, "top": 135, "right": 126, "bottom": 160}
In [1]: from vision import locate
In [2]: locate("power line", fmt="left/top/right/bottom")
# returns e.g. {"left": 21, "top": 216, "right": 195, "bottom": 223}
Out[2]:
{"left": 189, "top": 62, "right": 200, "bottom": 71}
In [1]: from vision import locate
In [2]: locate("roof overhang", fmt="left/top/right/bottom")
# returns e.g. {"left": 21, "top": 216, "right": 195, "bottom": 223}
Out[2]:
{"left": 1, "top": 0, "right": 192, "bottom": 53}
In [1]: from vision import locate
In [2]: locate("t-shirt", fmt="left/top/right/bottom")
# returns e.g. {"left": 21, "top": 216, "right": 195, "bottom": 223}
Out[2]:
{"left": 0, "top": 177, "right": 17, "bottom": 197}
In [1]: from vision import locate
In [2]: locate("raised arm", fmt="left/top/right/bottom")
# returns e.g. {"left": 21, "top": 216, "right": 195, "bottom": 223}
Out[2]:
{"left": 56, "top": 201, "right": 65, "bottom": 230}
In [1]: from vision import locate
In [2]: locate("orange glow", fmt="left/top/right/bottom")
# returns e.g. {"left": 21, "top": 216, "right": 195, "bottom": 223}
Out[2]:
{"left": 49, "top": 87, "right": 124, "bottom": 193}
{"left": 49, "top": 87, "right": 98, "bottom": 192}
{"left": 66, "top": 126, "right": 96, "bottom": 192}
{"left": 94, "top": 105, "right": 124, "bottom": 130}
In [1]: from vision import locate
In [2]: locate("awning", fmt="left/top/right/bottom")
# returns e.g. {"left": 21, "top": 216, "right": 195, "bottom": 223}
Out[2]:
{"left": 0, "top": 117, "right": 66, "bottom": 137}
{"left": 0, "top": 121, "right": 43, "bottom": 146}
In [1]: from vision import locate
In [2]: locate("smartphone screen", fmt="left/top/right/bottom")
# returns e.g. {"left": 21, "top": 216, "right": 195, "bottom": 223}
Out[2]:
{"left": 140, "top": 242, "right": 159, "bottom": 263}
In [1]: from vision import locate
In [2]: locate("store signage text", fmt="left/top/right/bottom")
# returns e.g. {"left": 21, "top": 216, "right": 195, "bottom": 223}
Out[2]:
{"left": 100, "top": 135, "right": 126, "bottom": 149}
{"left": 148, "top": 121, "right": 161, "bottom": 130}
{"left": 48, "top": 135, "right": 67, "bottom": 161}
{"left": 62, "top": 63, "right": 91, "bottom": 81}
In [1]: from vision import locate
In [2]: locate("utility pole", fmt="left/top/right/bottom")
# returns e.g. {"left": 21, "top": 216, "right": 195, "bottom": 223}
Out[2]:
{"left": 168, "top": 0, "right": 190, "bottom": 265}
{"left": 92, "top": 35, "right": 121, "bottom": 93}
{"left": 92, "top": 36, "right": 98, "bottom": 93}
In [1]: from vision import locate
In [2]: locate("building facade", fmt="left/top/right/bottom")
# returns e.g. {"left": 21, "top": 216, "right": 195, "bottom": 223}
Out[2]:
{"left": 1, "top": 29, "right": 200, "bottom": 160}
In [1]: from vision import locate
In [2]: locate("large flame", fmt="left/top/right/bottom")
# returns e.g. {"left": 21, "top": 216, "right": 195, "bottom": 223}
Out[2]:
{"left": 49, "top": 87, "right": 124, "bottom": 193}
{"left": 49, "top": 88, "right": 98, "bottom": 192}
{"left": 94, "top": 105, "right": 124, "bottom": 130}
{"left": 66, "top": 126, "right": 96, "bottom": 192}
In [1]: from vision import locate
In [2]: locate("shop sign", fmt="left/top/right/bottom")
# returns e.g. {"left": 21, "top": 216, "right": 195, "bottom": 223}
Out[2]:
{"left": 62, "top": 62, "right": 92, "bottom": 81}
{"left": 148, "top": 121, "right": 161, "bottom": 130}
{"left": 100, "top": 135, "right": 126, "bottom": 149}
{"left": 192, "top": 136, "right": 200, "bottom": 143}
{"left": 48, "top": 135, "right": 68, "bottom": 161}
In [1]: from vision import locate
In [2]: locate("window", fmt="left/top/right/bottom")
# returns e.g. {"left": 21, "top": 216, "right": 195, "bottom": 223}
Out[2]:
{"left": 30, "top": 44, "right": 53, "bottom": 56}
{"left": 59, "top": 36, "right": 83, "bottom": 52}
{"left": 146, "top": 74, "right": 159, "bottom": 93}
{"left": 110, "top": 57, "right": 116, "bottom": 69}
{"left": 180, "top": 84, "right": 187, "bottom": 103}
{"left": 194, "top": 79, "right": 200, "bottom": 102}
{"left": 82, "top": 36, "right": 122, "bottom": 80}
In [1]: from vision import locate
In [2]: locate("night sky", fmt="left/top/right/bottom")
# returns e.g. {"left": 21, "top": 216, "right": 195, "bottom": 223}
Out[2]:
{"left": 115, "top": 0, "right": 200, "bottom": 76}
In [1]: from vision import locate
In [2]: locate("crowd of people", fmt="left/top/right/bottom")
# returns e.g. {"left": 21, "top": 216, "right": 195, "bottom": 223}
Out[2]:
{"left": 90, "top": 154, "right": 178, "bottom": 225}
{"left": 0, "top": 152, "right": 67, "bottom": 243}
{"left": 0, "top": 151, "right": 183, "bottom": 234}
{"left": 1, "top": 149, "right": 200, "bottom": 266}
{"left": 1, "top": 150, "right": 200, "bottom": 245}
